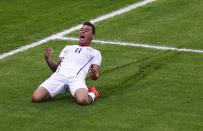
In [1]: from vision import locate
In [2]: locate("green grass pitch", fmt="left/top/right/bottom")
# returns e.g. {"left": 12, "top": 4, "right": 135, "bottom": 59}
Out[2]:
{"left": 0, "top": 0, "right": 203, "bottom": 130}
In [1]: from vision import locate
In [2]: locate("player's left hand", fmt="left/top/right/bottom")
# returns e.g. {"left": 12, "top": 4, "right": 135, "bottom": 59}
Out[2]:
{"left": 89, "top": 65, "right": 99, "bottom": 80}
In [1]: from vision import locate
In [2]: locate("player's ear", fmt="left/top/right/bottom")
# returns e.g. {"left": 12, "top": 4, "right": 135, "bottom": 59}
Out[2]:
{"left": 91, "top": 34, "right": 95, "bottom": 40}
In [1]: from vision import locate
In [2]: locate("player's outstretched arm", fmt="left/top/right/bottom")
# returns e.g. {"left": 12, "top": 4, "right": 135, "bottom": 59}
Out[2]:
{"left": 89, "top": 64, "right": 100, "bottom": 80}
{"left": 44, "top": 47, "right": 61, "bottom": 72}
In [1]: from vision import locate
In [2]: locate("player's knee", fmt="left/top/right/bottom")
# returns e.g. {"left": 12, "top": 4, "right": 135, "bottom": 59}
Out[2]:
{"left": 76, "top": 97, "right": 90, "bottom": 105}
{"left": 32, "top": 86, "right": 50, "bottom": 102}
{"left": 32, "top": 93, "right": 43, "bottom": 102}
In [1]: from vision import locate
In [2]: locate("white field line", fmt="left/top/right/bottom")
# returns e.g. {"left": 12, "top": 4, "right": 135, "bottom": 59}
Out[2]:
{"left": 57, "top": 36, "right": 203, "bottom": 54}
{"left": 0, "top": 0, "right": 155, "bottom": 60}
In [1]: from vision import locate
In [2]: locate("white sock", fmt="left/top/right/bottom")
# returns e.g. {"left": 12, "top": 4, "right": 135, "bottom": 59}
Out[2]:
{"left": 88, "top": 92, "right": 96, "bottom": 102}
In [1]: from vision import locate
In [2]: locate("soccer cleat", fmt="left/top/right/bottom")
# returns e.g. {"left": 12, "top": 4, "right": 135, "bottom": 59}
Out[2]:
{"left": 88, "top": 86, "right": 100, "bottom": 97}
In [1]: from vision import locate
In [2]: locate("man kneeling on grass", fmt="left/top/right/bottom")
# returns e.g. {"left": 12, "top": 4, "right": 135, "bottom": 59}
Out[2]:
{"left": 32, "top": 22, "right": 102, "bottom": 105}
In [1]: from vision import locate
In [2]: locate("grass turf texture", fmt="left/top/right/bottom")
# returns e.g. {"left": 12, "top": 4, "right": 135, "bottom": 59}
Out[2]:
{"left": 0, "top": 0, "right": 139, "bottom": 54}
{"left": 0, "top": 40, "right": 203, "bottom": 130}
{"left": 0, "top": 0, "right": 203, "bottom": 130}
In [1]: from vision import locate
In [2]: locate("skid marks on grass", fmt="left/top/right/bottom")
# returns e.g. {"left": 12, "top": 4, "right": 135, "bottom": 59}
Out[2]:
{"left": 100, "top": 51, "right": 180, "bottom": 97}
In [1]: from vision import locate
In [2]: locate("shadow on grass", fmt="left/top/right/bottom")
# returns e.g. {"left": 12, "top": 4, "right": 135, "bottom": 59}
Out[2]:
{"left": 30, "top": 94, "right": 77, "bottom": 105}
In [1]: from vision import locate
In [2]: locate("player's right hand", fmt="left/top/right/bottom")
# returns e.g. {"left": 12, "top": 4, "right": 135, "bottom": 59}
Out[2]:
{"left": 44, "top": 47, "right": 53, "bottom": 60}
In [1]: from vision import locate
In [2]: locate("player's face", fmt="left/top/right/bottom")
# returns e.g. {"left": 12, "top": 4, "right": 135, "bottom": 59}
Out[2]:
{"left": 79, "top": 25, "right": 95, "bottom": 46}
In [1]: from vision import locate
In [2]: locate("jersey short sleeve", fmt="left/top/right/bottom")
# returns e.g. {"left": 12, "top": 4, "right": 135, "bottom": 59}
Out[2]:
{"left": 92, "top": 51, "right": 102, "bottom": 66}
{"left": 59, "top": 46, "right": 68, "bottom": 58}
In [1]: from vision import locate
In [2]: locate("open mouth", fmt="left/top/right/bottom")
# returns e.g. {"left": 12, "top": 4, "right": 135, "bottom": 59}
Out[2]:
{"left": 80, "top": 35, "right": 85, "bottom": 39}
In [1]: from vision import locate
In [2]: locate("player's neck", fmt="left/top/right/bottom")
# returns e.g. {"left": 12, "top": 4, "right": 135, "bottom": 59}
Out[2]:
{"left": 79, "top": 42, "right": 90, "bottom": 47}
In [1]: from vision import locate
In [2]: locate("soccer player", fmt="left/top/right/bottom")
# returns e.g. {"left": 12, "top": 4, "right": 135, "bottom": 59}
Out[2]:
{"left": 32, "top": 22, "right": 102, "bottom": 105}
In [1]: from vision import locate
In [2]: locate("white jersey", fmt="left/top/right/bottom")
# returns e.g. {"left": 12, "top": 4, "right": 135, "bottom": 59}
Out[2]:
{"left": 54, "top": 45, "right": 102, "bottom": 80}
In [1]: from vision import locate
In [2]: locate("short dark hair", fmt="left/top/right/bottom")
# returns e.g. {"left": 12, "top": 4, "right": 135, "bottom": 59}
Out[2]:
{"left": 83, "top": 21, "right": 96, "bottom": 34}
